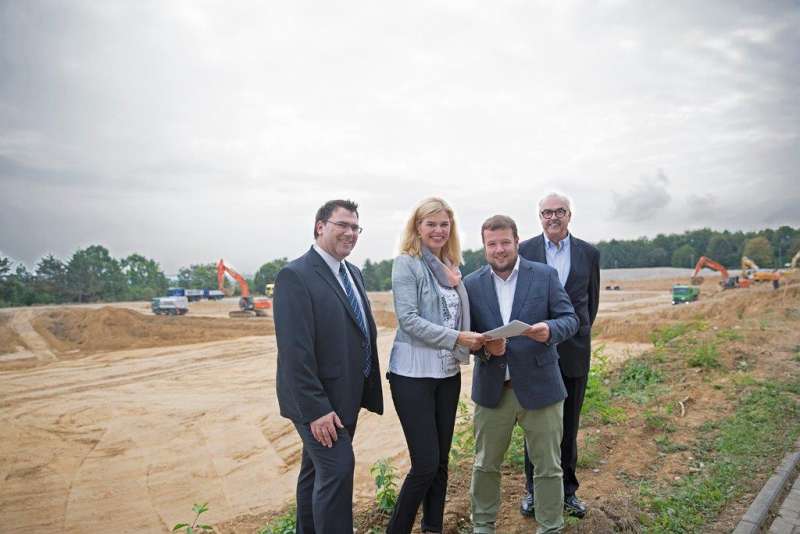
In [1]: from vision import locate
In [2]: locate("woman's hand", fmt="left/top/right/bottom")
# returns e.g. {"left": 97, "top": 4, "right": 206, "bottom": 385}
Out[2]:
{"left": 457, "top": 331, "right": 485, "bottom": 351}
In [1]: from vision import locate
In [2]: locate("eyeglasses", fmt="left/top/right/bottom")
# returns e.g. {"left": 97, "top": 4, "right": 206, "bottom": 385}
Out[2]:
{"left": 326, "top": 220, "right": 363, "bottom": 234}
{"left": 540, "top": 208, "right": 569, "bottom": 219}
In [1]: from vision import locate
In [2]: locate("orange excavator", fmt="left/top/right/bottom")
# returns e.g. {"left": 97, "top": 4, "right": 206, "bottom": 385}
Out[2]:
{"left": 216, "top": 259, "right": 273, "bottom": 317}
{"left": 690, "top": 256, "right": 750, "bottom": 289}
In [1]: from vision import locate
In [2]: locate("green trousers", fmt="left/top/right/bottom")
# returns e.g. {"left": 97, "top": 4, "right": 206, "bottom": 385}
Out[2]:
{"left": 470, "top": 388, "right": 564, "bottom": 534}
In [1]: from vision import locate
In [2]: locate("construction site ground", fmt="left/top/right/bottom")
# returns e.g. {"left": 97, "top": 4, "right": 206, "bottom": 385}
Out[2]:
{"left": 1, "top": 269, "right": 798, "bottom": 533}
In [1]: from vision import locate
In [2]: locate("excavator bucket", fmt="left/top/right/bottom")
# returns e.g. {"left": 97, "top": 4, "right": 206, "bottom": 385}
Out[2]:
{"left": 690, "top": 276, "right": 704, "bottom": 285}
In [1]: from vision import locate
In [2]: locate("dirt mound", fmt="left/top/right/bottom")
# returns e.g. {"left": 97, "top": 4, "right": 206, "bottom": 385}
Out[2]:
{"left": 32, "top": 307, "right": 274, "bottom": 354}
{"left": 594, "top": 284, "right": 799, "bottom": 343}
{"left": 0, "top": 313, "right": 28, "bottom": 354}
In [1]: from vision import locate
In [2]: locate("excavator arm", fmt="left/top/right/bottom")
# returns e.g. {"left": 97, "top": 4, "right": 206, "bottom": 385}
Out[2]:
{"left": 216, "top": 259, "right": 250, "bottom": 298}
{"left": 691, "top": 256, "right": 730, "bottom": 285}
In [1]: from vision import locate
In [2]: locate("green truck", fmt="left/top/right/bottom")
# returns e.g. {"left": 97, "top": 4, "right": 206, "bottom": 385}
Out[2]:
{"left": 672, "top": 284, "right": 700, "bottom": 304}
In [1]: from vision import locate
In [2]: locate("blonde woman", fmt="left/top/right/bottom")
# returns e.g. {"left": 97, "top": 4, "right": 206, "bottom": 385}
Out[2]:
{"left": 387, "top": 197, "right": 484, "bottom": 534}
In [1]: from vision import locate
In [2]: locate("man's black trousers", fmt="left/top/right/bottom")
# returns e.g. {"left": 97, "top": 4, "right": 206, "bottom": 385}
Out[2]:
{"left": 294, "top": 421, "right": 357, "bottom": 534}
{"left": 525, "top": 373, "right": 588, "bottom": 496}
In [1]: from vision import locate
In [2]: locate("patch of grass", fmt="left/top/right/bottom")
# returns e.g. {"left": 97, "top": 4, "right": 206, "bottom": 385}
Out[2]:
{"left": 576, "top": 433, "right": 602, "bottom": 469}
{"left": 614, "top": 358, "right": 665, "bottom": 403}
{"left": 642, "top": 380, "right": 800, "bottom": 533}
{"left": 715, "top": 328, "right": 743, "bottom": 342}
{"left": 583, "top": 346, "right": 626, "bottom": 425}
{"left": 503, "top": 425, "right": 526, "bottom": 467}
{"left": 687, "top": 343, "right": 721, "bottom": 369}
{"left": 651, "top": 321, "right": 707, "bottom": 347}
{"left": 644, "top": 410, "right": 675, "bottom": 433}
{"left": 258, "top": 506, "right": 297, "bottom": 534}
{"left": 654, "top": 434, "right": 688, "bottom": 454}
{"left": 449, "top": 400, "right": 475, "bottom": 466}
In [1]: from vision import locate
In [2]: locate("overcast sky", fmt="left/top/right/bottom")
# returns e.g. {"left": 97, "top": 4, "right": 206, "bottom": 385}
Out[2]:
{"left": 1, "top": 1, "right": 798, "bottom": 274}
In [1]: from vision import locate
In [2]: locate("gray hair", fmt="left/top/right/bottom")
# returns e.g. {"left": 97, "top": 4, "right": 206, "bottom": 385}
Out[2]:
{"left": 538, "top": 192, "right": 573, "bottom": 214}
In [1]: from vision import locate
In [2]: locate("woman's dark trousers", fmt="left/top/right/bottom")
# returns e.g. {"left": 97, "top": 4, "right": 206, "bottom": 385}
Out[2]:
{"left": 387, "top": 372, "right": 461, "bottom": 534}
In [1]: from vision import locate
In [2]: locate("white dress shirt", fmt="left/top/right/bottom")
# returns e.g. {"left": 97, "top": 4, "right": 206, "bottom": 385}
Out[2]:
{"left": 313, "top": 243, "right": 369, "bottom": 334}
{"left": 544, "top": 233, "right": 571, "bottom": 287}
{"left": 491, "top": 256, "right": 521, "bottom": 380}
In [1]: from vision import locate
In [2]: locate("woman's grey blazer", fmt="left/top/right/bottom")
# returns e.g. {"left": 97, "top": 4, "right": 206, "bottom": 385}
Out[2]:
{"left": 390, "top": 254, "right": 470, "bottom": 369}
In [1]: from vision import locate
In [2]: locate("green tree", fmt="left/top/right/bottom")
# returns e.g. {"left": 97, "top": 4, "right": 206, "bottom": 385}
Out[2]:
{"left": 121, "top": 253, "right": 169, "bottom": 300}
{"left": 671, "top": 244, "right": 697, "bottom": 268}
{"left": 66, "top": 245, "right": 127, "bottom": 302}
{"left": 705, "top": 235, "right": 737, "bottom": 267}
{"left": 462, "top": 248, "right": 486, "bottom": 277}
{"left": 742, "top": 236, "right": 774, "bottom": 267}
{"left": 176, "top": 263, "right": 218, "bottom": 290}
{"left": 35, "top": 254, "right": 68, "bottom": 304}
{"left": 253, "top": 258, "right": 288, "bottom": 295}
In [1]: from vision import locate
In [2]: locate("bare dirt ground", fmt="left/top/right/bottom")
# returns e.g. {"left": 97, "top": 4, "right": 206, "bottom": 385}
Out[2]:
{"left": 0, "top": 275, "right": 795, "bottom": 533}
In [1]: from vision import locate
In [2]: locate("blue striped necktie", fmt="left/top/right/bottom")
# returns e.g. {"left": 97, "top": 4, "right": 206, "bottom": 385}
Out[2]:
{"left": 338, "top": 263, "right": 372, "bottom": 377}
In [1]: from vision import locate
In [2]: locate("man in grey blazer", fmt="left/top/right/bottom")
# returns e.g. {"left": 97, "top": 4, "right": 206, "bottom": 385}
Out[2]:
{"left": 274, "top": 199, "right": 383, "bottom": 534}
{"left": 464, "top": 215, "right": 578, "bottom": 534}
{"left": 518, "top": 193, "right": 600, "bottom": 519}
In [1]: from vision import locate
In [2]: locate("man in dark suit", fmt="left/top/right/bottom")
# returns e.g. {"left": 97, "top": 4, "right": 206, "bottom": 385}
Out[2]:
{"left": 274, "top": 199, "right": 383, "bottom": 534}
{"left": 518, "top": 193, "right": 600, "bottom": 519}
{"left": 465, "top": 215, "right": 578, "bottom": 534}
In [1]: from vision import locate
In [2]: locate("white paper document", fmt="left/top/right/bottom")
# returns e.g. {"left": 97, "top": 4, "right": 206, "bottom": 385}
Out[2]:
{"left": 482, "top": 320, "right": 531, "bottom": 339}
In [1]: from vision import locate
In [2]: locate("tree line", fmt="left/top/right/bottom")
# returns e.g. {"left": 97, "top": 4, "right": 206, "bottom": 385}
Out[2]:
{"left": 2, "top": 226, "right": 798, "bottom": 306}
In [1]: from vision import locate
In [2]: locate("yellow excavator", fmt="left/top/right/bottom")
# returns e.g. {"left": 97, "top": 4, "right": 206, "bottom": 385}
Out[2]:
{"left": 741, "top": 256, "right": 781, "bottom": 286}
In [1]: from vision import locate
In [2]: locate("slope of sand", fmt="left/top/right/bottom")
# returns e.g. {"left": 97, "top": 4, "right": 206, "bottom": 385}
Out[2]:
{"left": 0, "top": 278, "right": 732, "bottom": 533}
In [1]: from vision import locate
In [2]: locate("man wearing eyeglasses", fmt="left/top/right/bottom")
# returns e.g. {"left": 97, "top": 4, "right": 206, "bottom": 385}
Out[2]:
{"left": 274, "top": 199, "right": 383, "bottom": 534}
{"left": 518, "top": 192, "right": 600, "bottom": 520}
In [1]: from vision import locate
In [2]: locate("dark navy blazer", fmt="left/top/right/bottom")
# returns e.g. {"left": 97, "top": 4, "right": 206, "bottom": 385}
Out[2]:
{"left": 519, "top": 234, "right": 600, "bottom": 378}
{"left": 464, "top": 257, "right": 578, "bottom": 410}
{"left": 274, "top": 247, "right": 383, "bottom": 426}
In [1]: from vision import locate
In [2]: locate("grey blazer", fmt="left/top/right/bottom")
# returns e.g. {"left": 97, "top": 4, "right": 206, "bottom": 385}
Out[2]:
{"left": 464, "top": 257, "right": 578, "bottom": 410}
{"left": 389, "top": 254, "right": 470, "bottom": 374}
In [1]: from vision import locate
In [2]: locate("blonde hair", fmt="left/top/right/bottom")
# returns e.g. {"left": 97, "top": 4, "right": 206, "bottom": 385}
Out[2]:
{"left": 399, "top": 197, "right": 462, "bottom": 266}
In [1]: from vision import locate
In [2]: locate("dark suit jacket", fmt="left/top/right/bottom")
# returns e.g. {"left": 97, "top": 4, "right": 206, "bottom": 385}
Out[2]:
{"left": 464, "top": 258, "right": 578, "bottom": 410}
{"left": 518, "top": 234, "right": 600, "bottom": 378}
{"left": 274, "top": 247, "right": 383, "bottom": 426}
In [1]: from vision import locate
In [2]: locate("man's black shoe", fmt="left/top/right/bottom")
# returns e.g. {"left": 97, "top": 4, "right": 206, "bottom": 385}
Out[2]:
{"left": 564, "top": 494, "right": 587, "bottom": 518}
{"left": 519, "top": 491, "right": 535, "bottom": 517}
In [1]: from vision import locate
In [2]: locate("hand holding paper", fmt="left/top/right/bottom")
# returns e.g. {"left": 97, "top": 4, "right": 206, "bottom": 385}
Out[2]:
{"left": 482, "top": 320, "right": 530, "bottom": 340}
{"left": 524, "top": 322, "right": 550, "bottom": 343}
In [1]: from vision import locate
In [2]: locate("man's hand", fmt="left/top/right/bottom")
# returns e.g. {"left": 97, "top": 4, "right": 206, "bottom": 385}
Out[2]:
{"left": 457, "top": 331, "right": 486, "bottom": 351}
{"left": 310, "top": 411, "right": 344, "bottom": 448}
{"left": 524, "top": 322, "right": 550, "bottom": 343}
{"left": 484, "top": 337, "right": 507, "bottom": 356}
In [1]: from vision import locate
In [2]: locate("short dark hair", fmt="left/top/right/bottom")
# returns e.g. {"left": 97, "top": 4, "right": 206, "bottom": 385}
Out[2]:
{"left": 481, "top": 214, "right": 518, "bottom": 242}
{"left": 314, "top": 199, "right": 359, "bottom": 238}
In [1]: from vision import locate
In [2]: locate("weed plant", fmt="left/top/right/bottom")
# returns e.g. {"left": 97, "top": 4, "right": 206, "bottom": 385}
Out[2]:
{"left": 258, "top": 507, "right": 297, "bottom": 534}
{"left": 370, "top": 458, "right": 398, "bottom": 514}
{"left": 687, "top": 343, "right": 721, "bottom": 369}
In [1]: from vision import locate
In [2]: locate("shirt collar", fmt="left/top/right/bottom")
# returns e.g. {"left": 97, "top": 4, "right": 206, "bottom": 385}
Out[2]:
{"left": 313, "top": 243, "right": 345, "bottom": 274}
{"left": 543, "top": 232, "right": 570, "bottom": 251}
{"left": 490, "top": 255, "right": 521, "bottom": 283}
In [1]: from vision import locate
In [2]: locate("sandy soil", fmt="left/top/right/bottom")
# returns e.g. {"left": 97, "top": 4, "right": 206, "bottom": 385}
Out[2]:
{"left": 1, "top": 273, "right": 784, "bottom": 533}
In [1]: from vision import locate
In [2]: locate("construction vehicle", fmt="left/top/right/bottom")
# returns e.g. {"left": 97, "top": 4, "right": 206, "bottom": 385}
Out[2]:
{"left": 216, "top": 259, "right": 272, "bottom": 318}
{"left": 740, "top": 256, "right": 782, "bottom": 286}
{"left": 151, "top": 296, "right": 189, "bottom": 315}
{"left": 690, "top": 256, "right": 751, "bottom": 289}
{"left": 672, "top": 284, "right": 700, "bottom": 304}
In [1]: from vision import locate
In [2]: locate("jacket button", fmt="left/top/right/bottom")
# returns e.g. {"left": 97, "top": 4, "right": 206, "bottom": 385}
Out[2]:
{"left": 499, "top": 363, "right": 506, "bottom": 368}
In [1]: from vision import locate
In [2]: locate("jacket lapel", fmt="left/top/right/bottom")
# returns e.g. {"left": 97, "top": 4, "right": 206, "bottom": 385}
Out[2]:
{"left": 510, "top": 260, "right": 533, "bottom": 321}
{"left": 565, "top": 236, "right": 581, "bottom": 290}
{"left": 480, "top": 266, "right": 504, "bottom": 328}
{"left": 530, "top": 234, "right": 546, "bottom": 263}
{"left": 309, "top": 248, "right": 364, "bottom": 334}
